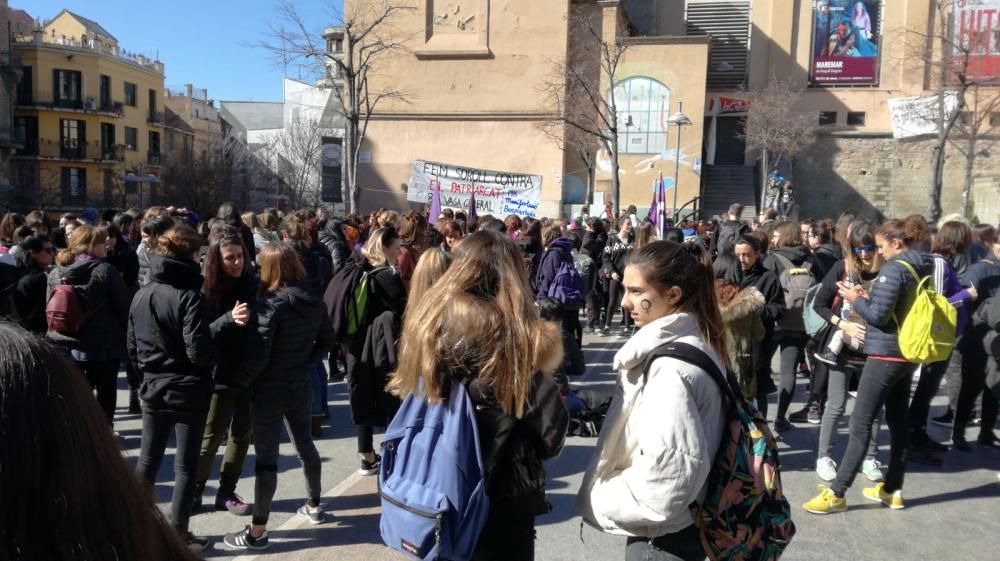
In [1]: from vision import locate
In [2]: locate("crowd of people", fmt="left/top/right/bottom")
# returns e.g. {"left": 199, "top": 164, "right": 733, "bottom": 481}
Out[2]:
{"left": 0, "top": 198, "right": 997, "bottom": 560}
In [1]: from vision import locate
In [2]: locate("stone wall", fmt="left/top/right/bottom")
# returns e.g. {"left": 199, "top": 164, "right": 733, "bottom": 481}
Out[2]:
{"left": 794, "top": 134, "right": 1000, "bottom": 224}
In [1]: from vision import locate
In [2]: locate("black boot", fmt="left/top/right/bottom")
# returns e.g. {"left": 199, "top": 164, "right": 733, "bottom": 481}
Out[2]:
{"left": 128, "top": 390, "right": 141, "bottom": 414}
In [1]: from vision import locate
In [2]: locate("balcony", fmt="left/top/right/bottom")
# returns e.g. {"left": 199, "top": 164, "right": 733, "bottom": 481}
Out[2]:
{"left": 18, "top": 97, "right": 125, "bottom": 118}
{"left": 0, "top": 127, "right": 26, "bottom": 149}
{"left": 147, "top": 151, "right": 162, "bottom": 166}
{"left": 12, "top": 139, "right": 127, "bottom": 163}
{"left": 147, "top": 111, "right": 164, "bottom": 126}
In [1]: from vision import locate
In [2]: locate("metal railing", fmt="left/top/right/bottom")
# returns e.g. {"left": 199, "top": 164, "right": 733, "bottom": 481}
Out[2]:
{"left": 14, "top": 33, "right": 164, "bottom": 73}
{"left": 14, "top": 139, "right": 125, "bottom": 162}
{"left": 147, "top": 151, "right": 162, "bottom": 166}
{"left": 147, "top": 111, "right": 164, "bottom": 125}
{"left": 20, "top": 97, "right": 125, "bottom": 117}
{"left": 675, "top": 196, "right": 702, "bottom": 222}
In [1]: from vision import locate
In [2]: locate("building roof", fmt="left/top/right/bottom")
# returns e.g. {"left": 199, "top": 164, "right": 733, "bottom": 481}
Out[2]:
{"left": 218, "top": 101, "right": 285, "bottom": 131}
{"left": 55, "top": 9, "right": 118, "bottom": 42}
{"left": 9, "top": 8, "right": 35, "bottom": 34}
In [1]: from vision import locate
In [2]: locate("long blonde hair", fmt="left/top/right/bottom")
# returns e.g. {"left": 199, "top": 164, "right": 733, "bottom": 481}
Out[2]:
{"left": 391, "top": 231, "right": 540, "bottom": 418}
{"left": 362, "top": 227, "right": 399, "bottom": 267}
{"left": 407, "top": 249, "right": 452, "bottom": 312}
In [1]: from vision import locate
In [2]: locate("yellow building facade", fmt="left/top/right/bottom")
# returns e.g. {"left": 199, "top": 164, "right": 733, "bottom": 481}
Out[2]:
{"left": 12, "top": 11, "right": 165, "bottom": 210}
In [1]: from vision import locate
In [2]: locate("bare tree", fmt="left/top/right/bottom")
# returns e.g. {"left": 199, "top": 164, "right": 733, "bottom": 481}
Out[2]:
{"left": 901, "top": 0, "right": 1000, "bottom": 222}
{"left": 258, "top": 116, "right": 325, "bottom": 210}
{"left": 955, "top": 87, "right": 1000, "bottom": 218}
{"left": 538, "top": 5, "right": 629, "bottom": 214}
{"left": 256, "top": 0, "right": 412, "bottom": 213}
{"left": 738, "top": 76, "right": 818, "bottom": 211}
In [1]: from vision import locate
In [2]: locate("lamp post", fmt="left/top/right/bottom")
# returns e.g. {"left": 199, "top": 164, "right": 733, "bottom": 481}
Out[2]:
{"left": 667, "top": 103, "right": 692, "bottom": 221}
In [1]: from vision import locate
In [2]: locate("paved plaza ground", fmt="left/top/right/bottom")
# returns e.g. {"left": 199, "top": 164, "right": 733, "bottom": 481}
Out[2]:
{"left": 113, "top": 331, "right": 1000, "bottom": 561}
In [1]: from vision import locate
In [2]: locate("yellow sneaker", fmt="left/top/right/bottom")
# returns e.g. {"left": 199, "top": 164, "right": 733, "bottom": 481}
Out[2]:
{"left": 862, "top": 482, "right": 905, "bottom": 509}
{"left": 803, "top": 485, "right": 847, "bottom": 514}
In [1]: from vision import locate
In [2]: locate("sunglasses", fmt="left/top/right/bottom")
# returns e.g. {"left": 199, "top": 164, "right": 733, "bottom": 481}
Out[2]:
{"left": 852, "top": 244, "right": 876, "bottom": 255}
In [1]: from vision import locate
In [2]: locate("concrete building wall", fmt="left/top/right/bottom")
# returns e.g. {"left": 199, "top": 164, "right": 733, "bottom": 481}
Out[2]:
{"left": 795, "top": 135, "right": 1000, "bottom": 223}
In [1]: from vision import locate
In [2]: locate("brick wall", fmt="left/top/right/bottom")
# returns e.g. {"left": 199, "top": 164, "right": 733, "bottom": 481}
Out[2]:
{"left": 793, "top": 134, "right": 1000, "bottom": 225}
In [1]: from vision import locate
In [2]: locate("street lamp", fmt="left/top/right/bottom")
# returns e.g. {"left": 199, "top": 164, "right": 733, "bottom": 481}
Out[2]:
{"left": 667, "top": 103, "right": 692, "bottom": 221}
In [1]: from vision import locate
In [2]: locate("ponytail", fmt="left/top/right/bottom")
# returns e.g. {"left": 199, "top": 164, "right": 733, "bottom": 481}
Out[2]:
{"left": 628, "top": 241, "right": 730, "bottom": 368}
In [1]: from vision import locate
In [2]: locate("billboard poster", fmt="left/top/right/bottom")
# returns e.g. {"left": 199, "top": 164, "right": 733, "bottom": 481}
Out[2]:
{"left": 952, "top": 0, "right": 1000, "bottom": 83}
{"left": 810, "top": 0, "right": 882, "bottom": 85}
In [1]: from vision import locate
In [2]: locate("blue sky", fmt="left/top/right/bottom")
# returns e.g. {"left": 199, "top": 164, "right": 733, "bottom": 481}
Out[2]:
{"left": 18, "top": 0, "right": 342, "bottom": 102}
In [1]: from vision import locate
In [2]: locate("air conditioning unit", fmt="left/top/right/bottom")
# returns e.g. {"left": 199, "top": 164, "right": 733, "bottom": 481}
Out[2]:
{"left": 83, "top": 98, "right": 97, "bottom": 111}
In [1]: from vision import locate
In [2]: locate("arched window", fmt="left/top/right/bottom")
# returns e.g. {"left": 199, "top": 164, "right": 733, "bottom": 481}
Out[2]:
{"left": 611, "top": 77, "right": 671, "bottom": 155}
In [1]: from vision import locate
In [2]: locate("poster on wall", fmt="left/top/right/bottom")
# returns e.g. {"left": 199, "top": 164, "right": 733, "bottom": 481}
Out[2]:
{"left": 810, "top": 0, "right": 882, "bottom": 85}
{"left": 406, "top": 160, "right": 544, "bottom": 217}
{"left": 887, "top": 92, "right": 960, "bottom": 139}
{"left": 952, "top": 0, "right": 1000, "bottom": 84}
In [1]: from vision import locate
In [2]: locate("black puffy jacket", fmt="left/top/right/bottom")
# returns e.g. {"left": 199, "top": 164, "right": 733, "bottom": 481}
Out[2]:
{"left": 468, "top": 370, "right": 569, "bottom": 517}
{"left": 241, "top": 282, "right": 337, "bottom": 389}
{"left": 319, "top": 220, "right": 351, "bottom": 273}
{"left": 206, "top": 269, "right": 260, "bottom": 390}
{"left": 128, "top": 256, "right": 215, "bottom": 412}
{"left": 852, "top": 250, "right": 933, "bottom": 358}
{"left": 47, "top": 259, "right": 131, "bottom": 357}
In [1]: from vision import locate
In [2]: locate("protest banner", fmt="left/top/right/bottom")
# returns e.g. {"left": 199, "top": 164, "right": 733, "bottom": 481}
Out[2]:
{"left": 406, "top": 160, "right": 544, "bottom": 217}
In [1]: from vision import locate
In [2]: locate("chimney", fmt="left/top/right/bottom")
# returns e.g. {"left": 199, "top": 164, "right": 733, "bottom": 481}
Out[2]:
{"left": 185, "top": 84, "right": 193, "bottom": 98}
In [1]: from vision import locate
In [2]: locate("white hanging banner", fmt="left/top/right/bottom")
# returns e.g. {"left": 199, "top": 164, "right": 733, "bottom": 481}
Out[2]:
{"left": 407, "top": 160, "right": 543, "bottom": 217}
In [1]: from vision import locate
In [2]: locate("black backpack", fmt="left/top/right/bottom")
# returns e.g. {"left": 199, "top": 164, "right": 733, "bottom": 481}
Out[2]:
{"left": 716, "top": 221, "right": 747, "bottom": 256}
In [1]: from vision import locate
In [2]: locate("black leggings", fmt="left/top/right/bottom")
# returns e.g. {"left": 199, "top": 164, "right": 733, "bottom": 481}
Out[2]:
{"left": 77, "top": 359, "right": 121, "bottom": 424}
{"left": 136, "top": 408, "right": 208, "bottom": 533}
{"left": 604, "top": 279, "right": 633, "bottom": 331}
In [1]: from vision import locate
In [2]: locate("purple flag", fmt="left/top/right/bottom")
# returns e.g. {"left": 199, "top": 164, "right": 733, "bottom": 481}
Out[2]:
{"left": 428, "top": 179, "right": 442, "bottom": 225}
{"left": 656, "top": 173, "right": 666, "bottom": 239}
{"left": 468, "top": 190, "right": 478, "bottom": 223}
{"left": 649, "top": 180, "right": 659, "bottom": 229}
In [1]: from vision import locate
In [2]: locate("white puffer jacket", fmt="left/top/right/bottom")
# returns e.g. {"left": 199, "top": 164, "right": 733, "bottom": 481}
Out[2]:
{"left": 577, "top": 312, "right": 725, "bottom": 538}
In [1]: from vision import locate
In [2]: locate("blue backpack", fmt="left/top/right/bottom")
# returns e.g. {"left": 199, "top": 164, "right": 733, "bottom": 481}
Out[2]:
{"left": 379, "top": 380, "right": 490, "bottom": 561}
{"left": 548, "top": 250, "right": 585, "bottom": 309}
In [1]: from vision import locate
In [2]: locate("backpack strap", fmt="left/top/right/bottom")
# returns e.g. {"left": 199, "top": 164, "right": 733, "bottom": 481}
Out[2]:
{"left": 641, "top": 342, "right": 738, "bottom": 407}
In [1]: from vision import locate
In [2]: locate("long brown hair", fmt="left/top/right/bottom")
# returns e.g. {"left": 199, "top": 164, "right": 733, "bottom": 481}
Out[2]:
{"left": 772, "top": 221, "right": 802, "bottom": 248}
{"left": 932, "top": 221, "right": 972, "bottom": 260}
{"left": 635, "top": 222, "right": 655, "bottom": 250}
{"left": 202, "top": 225, "right": 250, "bottom": 313}
{"left": 56, "top": 225, "right": 107, "bottom": 267}
{"left": 257, "top": 242, "right": 306, "bottom": 296}
{"left": 391, "top": 230, "right": 540, "bottom": 418}
{"left": 627, "top": 241, "right": 730, "bottom": 367}
{"left": 878, "top": 215, "right": 931, "bottom": 251}
{"left": 843, "top": 220, "right": 883, "bottom": 279}
{"left": 0, "top": 323, "right": 200, "bottom": 561}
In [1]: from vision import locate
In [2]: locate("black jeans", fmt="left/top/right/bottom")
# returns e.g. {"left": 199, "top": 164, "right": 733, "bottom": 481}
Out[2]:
{"left": 77, "top": 359, "right": 120, "bottom": 424}
{"left": 604, "top": 279, "right": 633, "bottom": 331}
{"left": 585, "top": 290, "right": 603, "bottom": 330}
{"left": 251, "top": 382, "right": 322, "bottom": 526}
{"left": 832, "top": 359, "right": 916, "bottom": 497}
{"left": 625, "top": 525, "right": 706, "bottom": 561}
{"left": 563, "top": 308, "right": 583, "bottom": 347}
{"left": 952, "top": 335, "right": 998, "bottom": 440}
{"left": 909, "top": 351, "right": 955, "bottom": 443}
{"left": 774, "top": 330, "right": 808, "bottom": 420}
{"left": 136, "top": 407, "right": 209, "bottom": 533}
{"left": 471, "top": 511, "right": 535, "bottom": 561}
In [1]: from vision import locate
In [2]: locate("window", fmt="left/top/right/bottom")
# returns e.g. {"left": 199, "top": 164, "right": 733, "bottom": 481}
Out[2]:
{"left": 53, "top": 69, "right": 82, "bottom": 107}
{"left": 612, "top": 77, "right": 671, "bottom": 155}
{"left": 16, "top": 66, "right": 32, "bottom": 105}
{"left": 100, "top": 75, "right": 111, "bottom": 108}
{"left": 149, "top": 131, "right": 160, "bottom": 154}
{"left": 847, "top": 112, "right": 867, "bottom": 126}
{"left": 61, "top": 167, "right": 87, "bottom": 205}
{"left": 819, "top": 111, "right": 837, "bottom": 126}
{"left": 124, "top": 127, "right": 138, "bottom": 150}
{"left": 148, "top": 89, "right": 157, "bottom": 119}
{"left": 15, "top": 116, "right": 38, "bottom": 154}
{"left": 124, "top": 82, "right": 137, "bottom": 107}
{"left": 60, "top": 119, "right": 86, "bottom": 158}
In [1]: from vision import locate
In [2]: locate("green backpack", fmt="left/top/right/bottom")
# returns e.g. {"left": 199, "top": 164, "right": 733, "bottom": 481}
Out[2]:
{"left": 895, "top": 260, "right": 957, "bottom": 364}
{"left": 346, "top": 266, "right": 389, "bottom": 337}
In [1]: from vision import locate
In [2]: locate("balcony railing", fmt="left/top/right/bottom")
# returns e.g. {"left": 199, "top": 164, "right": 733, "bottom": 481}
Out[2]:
{"left": 20, "top": 97, "right": 125, "bottom": 117}
{"left": 14, "top": 139, "right": 126, "bottom": 162}
{"left": 14, "top": 33, "right": 165, "bottom": 74}
{"left": 147, "top": 111, "right": 164, "bottom": 125}
{"left": 0, "top": 127, "right": 26, "bottom": 148}
{"left": 147, "top": 151, "right": 162, "bottom": 166}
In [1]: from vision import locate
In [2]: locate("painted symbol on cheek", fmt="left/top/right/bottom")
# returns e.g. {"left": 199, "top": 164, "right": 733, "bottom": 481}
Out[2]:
{"left": 640, "top": 299, "right": 652, "bottom": 313}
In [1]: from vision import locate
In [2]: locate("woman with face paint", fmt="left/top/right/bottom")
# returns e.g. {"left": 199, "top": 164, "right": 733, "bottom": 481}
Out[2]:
{"left": 578, "top": 241, "right": 728, "bottom": 561}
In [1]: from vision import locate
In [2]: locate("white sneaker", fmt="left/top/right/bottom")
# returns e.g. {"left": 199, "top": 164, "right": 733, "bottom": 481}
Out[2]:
{"left": 862, "top": 459, "right": 885, "bottom": 482}
{"left": 816, "top": 457, "right": 837, "bottom": 482}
